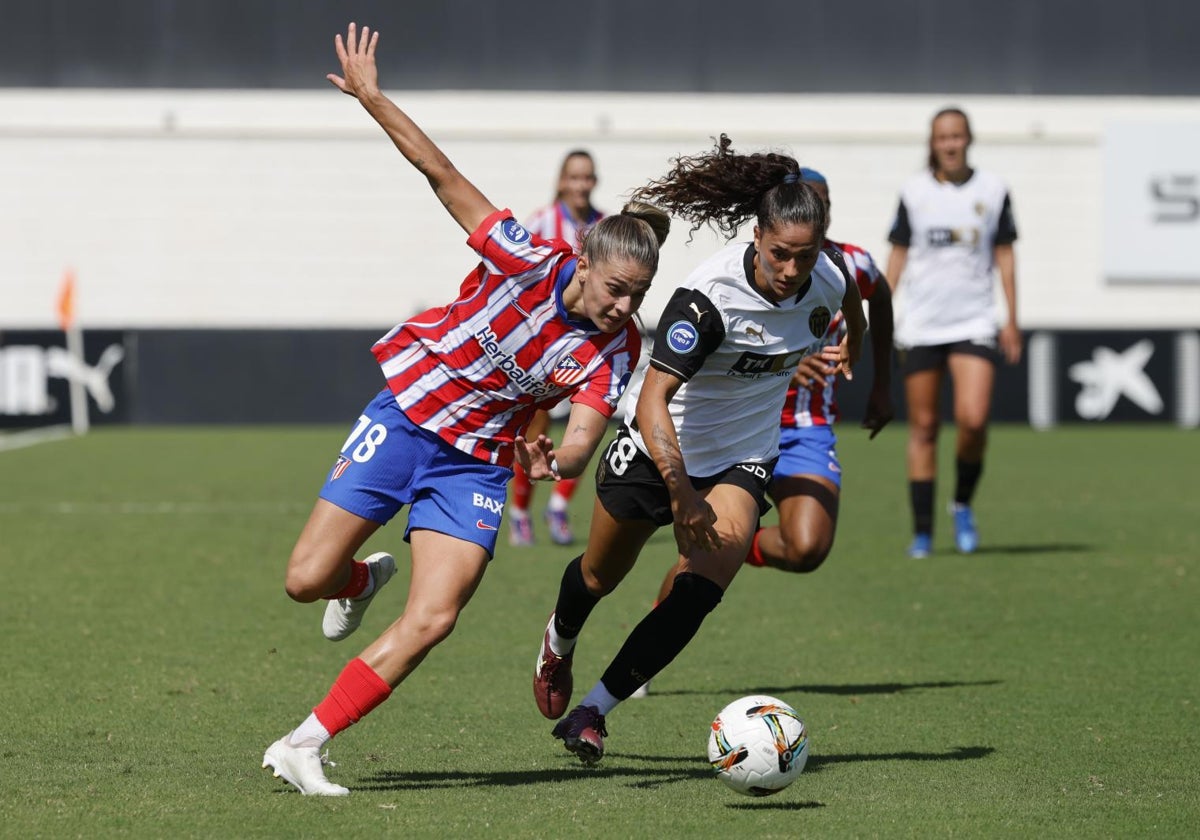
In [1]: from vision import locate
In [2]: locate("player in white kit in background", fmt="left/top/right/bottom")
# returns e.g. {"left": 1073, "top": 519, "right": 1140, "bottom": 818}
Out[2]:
{"left": 886, "top": 107, "right": 1020, "bottom": 559}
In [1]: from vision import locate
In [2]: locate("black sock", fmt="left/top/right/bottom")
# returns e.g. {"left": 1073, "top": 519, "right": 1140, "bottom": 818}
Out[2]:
{"left": 599, "top": 572, "right": 723, "bottom": 700}
{"left": 910, "top": 480, "right": 934, "bottom": 535}
{"left": 552, "top": 555, "right": 599, "bottom": 639}
{"left": 955, "top": 459, "right": 983, "bottom": 505}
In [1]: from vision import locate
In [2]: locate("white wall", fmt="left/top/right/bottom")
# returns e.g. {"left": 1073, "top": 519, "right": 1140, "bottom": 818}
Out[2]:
{"left": 3, "top": 89, "right": 1199, "bottom": 329}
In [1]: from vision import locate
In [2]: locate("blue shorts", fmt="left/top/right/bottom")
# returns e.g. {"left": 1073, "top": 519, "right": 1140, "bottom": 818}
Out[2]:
{"left": 318, "top": 389, "right": 513, "bottom": 557}
{"left": 775, "top": 424, "right": 842, "bottom": 488}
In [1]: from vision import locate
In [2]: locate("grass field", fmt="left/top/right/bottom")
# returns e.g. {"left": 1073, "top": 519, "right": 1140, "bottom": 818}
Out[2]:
{"left": 1, "top": 423, "right": 1197, "bottom": 838}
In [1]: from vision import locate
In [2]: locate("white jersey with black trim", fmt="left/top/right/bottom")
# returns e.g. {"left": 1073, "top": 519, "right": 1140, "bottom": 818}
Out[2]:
{"left": 887, "top": 168, "right": 1017, "bottom": 348}
{"left": 622, "top": 241, "right": 847, "bottom": 477}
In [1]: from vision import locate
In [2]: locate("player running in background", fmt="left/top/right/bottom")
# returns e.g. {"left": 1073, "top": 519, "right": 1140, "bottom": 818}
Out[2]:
{"left": 632, "top": 168, "right": 894, "bottom": 695}
{"left": 886, "top": 107, "right": 1020, "bottom": 558}
{"left": 509, "top": 150, "right": 606, "bottom": 547}
{"left": 262, "top": 23, "right": 670, "bottom": 796}
{"left": 531, "top": 136, "right": 865, "bottom": 764}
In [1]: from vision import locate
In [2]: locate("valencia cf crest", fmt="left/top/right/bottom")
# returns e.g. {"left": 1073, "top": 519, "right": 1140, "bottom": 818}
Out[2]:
{"left": 808, "top": 306, "right": 832, "bottom": 338}
{"left": 549, "top": 354, "right": 586, "bottom": 387}
{"left": 330, "top": 455, "right": 351, "bottom": 481}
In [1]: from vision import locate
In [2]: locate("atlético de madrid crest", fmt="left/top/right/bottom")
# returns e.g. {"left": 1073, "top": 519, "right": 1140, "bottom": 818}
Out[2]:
{"left": 808, "top": 306, "right": 832, "bottom": 338}
{"left": 549, "top": 354, "right": 586, "bottom": 387}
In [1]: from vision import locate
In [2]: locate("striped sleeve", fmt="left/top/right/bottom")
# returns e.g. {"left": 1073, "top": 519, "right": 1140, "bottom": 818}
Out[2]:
{"left": 570, "top": 329, "right": 641, "bottom": 417}
{"left": 466, "top": 209, "right": 569, "bottom": 276}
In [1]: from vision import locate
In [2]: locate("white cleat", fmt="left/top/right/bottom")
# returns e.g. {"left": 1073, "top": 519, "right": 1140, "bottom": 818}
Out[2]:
{"left": 630, "top": 680, "right": 652, "bottom": 699}
{"left": 262, "top": 735, "right": 350, "bottom": 796}
{"left": 323, "top": 552, "right": 396, "bottom": 641}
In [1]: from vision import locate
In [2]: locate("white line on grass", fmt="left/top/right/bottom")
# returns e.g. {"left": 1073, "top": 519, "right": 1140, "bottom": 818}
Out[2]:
{"left": 0, "top": 425, "right": 74, "bottom": 452}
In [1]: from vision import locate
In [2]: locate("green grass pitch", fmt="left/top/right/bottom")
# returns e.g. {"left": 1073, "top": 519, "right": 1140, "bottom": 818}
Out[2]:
{"left": 0, "top": 424, "right": 1197, "bottom": 837}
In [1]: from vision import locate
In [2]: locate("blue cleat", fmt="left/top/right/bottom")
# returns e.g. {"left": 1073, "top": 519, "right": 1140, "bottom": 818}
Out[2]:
{"left": 544, "top": 507, "right": 574, "bottom": 545}
{"left": 907, "top": 533, "right": 933, "bottom": 559}
{"left": 951, "top": 504, "right": 979, "bottom": 553}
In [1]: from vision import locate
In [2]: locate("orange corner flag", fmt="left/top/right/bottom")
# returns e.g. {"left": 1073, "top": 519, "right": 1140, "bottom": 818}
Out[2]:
{"left": 57, "top": 268, "right": 76, "bottom": 331}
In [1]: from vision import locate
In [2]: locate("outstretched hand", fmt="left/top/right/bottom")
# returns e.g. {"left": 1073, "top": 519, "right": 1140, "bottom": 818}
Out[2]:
{"left": 790, "top": 351, "right": 837, "bottom": 389}
{"left": 861, "top": 384, "right": 894, "bottom": 440}
{"left": 515, "top": 434, "right": 561, "bottom": 482}
{"left": 818, "top": 340, "right": 856, "bottom": 382}
{"left": 327, "top": 22, "right": 381, "bottom": 100}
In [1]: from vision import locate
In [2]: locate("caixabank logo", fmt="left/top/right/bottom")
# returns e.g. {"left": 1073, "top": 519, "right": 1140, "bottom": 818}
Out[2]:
{"left": 0, "top": 331, "right": 128, "bottom": 427}
{"left": 1026, "top": 330, "right": 1199, "bottom": 428}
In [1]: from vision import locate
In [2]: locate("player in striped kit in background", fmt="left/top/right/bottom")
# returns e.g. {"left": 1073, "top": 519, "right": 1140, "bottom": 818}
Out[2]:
{"left": 261, "top": 23, "right": 670, "bottom": 796}
{"left": 509, "top": 150, "right": 606, "bottom": 547}
{"left": 631, "top": 167, "right": 894, "bottom": 697}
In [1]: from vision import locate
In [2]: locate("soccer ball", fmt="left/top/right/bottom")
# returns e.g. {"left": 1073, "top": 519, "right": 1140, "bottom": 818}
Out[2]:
{"left": 707, "top": 695, "right": 809, "bottom": 796}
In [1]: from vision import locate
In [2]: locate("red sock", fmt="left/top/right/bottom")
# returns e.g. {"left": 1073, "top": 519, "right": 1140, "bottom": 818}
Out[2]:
{"left": 325, "top": 559, "right": 370, "bottom": 600}
{"left": 744, "top": 530, "right": 766, "bottom": 567}
{"left": 551, "top": 478, "right": 578, "bottom": 502}
{"left": 313, "top": 658, "right": 393, "bottom": 738}
{"left": 512, "top": 464, "right": 533, "bottom": 511}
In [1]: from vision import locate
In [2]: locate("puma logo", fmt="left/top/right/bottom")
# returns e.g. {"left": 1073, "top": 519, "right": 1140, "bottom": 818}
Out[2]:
{"left": 688, "top": 302, "right": 707, "bottom": 322}
{"left": 745, "top": 324, "right": 765, "bottom": 344}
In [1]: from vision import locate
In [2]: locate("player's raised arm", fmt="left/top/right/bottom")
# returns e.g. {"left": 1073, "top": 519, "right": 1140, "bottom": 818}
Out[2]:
{"left": 327, "top": 22, "right": 496, "bottom": 234}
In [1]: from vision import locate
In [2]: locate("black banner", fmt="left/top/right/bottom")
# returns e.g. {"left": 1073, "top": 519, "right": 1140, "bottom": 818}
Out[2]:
{"left": 0, "top": 330, "right": 130, "bottom": 429}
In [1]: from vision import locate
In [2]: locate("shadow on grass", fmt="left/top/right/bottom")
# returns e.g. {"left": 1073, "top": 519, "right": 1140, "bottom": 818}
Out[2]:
{"left": 648, "top": 679, "right": 1002, "bottom": 698}
{"left": 726, "top": 800, "right": 825, "bottom": 810}
{"left": 968, "top": 543, "right": 1093, "bottom": 555}
{"left": 353, "top": 745, "right": 994, "bottom": 791}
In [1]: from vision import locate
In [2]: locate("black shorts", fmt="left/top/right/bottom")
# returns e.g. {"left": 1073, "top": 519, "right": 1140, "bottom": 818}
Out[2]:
{"left": 898, "top": 338, "right": 1000, "bottom": 376}
{"left": 594, "top": 426, "right": 775, "bottom": 527}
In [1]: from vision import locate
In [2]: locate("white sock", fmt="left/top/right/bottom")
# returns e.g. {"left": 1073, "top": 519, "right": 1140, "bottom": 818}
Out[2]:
{"left": 547, "top": 493, "right": 569, "bottom": 513}
{"left": 546, "top": 615, "right": 576, "bottom": 658}
{"left": 580, "top": 682, "right": 620, "bottom": 716}
{"left": 511, "top": 508, "right": 530, "bottom": 520}
{"left": 286, "top": 713, "right": 331, "bottom": 750}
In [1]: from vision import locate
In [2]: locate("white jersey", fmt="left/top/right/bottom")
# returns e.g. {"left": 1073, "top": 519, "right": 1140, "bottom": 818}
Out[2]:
{"left": 622, "top": 241, "right": 848, "bottom": 477}
{"left": 887, "top": 168, "right": 1017, "bottom": 348}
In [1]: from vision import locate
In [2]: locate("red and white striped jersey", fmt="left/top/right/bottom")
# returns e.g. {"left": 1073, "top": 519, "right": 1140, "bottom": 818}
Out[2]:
{"left": 780, "top": 239, "right": 883, "bottom": 428}
{"left": 371, "top": 209, "right": 640, "bottom": 467}
{"left": 524, "top": 201, "right": 605, "bottom": 255}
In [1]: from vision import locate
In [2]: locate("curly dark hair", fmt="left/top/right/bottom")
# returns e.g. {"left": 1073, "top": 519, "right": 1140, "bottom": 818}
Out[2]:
{"left": 632, "top": 134, "right": 827, "bottom": 241}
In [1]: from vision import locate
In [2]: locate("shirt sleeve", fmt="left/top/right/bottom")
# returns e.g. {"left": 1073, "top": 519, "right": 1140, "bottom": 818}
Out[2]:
{"left": 854, "top": 248, "right": 883, "bottom": 300}
{"left": 648, "top": 288, "right": 727, "bottom": 381}
{"left": 887, "top": 198, "right": 912, "bottom": 246}
{"left": 994, "top": 193, "right": 1018, "bottom": 244}
{"left": 466, "top": 209, "right": 569, "bottom": 276}
{"left": 568, "top": 329, "right": 641, "bottom": 417}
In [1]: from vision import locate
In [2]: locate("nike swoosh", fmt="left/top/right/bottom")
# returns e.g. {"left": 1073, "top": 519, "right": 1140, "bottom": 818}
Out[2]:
{"left": 476, "top": 520, "right": 498, "bottom": 531}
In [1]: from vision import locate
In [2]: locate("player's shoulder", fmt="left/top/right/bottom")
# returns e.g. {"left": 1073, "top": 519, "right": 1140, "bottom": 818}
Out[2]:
{"left": 899, "top": 168, "right": 936, "bottom": 198}
{"left": 681, "top": 241, "right": 750, "bottom": 294}
{"left": 964, "top": 168, "right": 1010, "bottom": 200}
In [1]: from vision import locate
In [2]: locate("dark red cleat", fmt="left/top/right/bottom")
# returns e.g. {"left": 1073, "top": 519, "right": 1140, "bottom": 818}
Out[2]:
{"left": 551, "top": 704, "right": 608, "bottom": 765}
{"left": 533, "top": 620, "right": 574, "bottom": 719}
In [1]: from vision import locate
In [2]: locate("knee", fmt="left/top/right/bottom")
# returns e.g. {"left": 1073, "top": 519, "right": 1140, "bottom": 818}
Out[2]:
{"left": 581, "top": 564, "right": 621, "bottom": 598}
{"left": 284, "top": 546, "right": 336, "bottom": 603}
{"left": 781, "top": 543, "right": 830, "bottom": 573}
{"left": 957, "top": 417, "right": 988, "bottom": 442}
{"left": 909, "top": 417, "right": 939, "bottom": 445}
{"left": 403, "top": 607, "right": 460, "bottom": 651}
{"left": 667, "top": 572, "right": 724, "bottom": 615}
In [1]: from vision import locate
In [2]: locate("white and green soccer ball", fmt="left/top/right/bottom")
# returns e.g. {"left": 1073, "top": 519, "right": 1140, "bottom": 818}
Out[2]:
{"left": 707, "top": 694, "right": 809, "bottom": 796}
